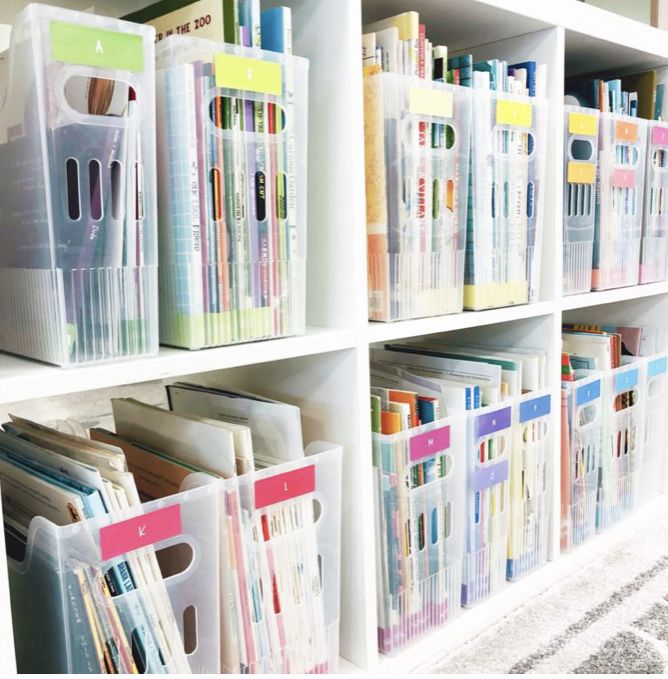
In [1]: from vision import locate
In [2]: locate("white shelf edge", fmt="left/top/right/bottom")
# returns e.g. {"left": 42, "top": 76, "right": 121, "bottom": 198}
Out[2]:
{"left": 0, "top": 327, "right": 358, "bottom": 406}
{"left": 561, "top": 282, "right": 668, "bottom": 311}
{"left": 474, "top": 0, "right": 668, "bottom": 59}
{"left": 368, "top": 493, "right": 668, "bottom": 675}
{"left": 367, "top": 301, "right": 556, "bottom": 344}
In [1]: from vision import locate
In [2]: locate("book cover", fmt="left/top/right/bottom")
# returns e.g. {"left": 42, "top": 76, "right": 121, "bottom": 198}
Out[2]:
{"left": 122, "top": 0, "right": 226, "bottom": 42}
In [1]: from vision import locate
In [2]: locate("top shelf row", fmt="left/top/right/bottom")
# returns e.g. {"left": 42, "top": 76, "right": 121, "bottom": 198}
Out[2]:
{"left": 0, "top": 0, "right": 668, "bottom": 374}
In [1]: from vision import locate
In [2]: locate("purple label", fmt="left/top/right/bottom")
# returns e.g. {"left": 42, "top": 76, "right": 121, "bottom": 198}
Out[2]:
{"left": 474, "top": 460, "right": 509, "bottom": 492}
{"left": 475, "top": 407, "right": 511, "bottom": 438}
{"left": 653, "top": 125, "right": 668, "bottom": 147}
{"left": 410, "top": 425, "right": 450, "bottom": 462}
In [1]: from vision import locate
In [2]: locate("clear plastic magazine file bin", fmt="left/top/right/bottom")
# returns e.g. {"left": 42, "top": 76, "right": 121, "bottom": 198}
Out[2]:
{"left": 0, "top": 4, "right": 158, "bottom": 366}
{"left": 592, "top": 113, "right": 647, "bottom": 290}
{"left": 464, "top": 91, "right": 547, "bottom": 310}
{"left": 507, "top": 390, "right": 552, "bottom": 581}
{"left": 372, "top": 414, "right": 466, "bottom": 654}
{"left": 6, "top": 476, "right": 221, "bottom": 673}
{"left": 156, "top": 36, "right": 308, "bottom": 349}
{"left": 561, "top": 376, "right": 602, "bottom": 551}
{"left": 462, "top": 403, "right": 511, "bottom": 606}
{"left": 364, "top": 71, "right": 472, "bottom": 322}
{"left": 563, "top": 107, "right": 599, "bottom": 295}
{"left": 640, "top": 122, "right": 668, "bottom": 283}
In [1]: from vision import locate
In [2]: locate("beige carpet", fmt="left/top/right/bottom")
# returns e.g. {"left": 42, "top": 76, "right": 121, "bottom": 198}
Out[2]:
{"left": 428, "top": 510, "right": 668, "bottom": 674}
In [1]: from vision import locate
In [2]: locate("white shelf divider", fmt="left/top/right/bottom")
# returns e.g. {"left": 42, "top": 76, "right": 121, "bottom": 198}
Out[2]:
{"left": 561, "top": 281, "right": 668, "bottom": 310}
{"left": 367, "top": 301, "right": 556, "bottom": 344}
{"left": 0, "top": 327, "right": 357, "bottom": 407}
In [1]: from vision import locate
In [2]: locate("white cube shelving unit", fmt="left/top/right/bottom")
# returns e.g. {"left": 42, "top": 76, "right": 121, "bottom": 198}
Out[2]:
{"left": 1, "top": 0, "right": 668, "bottom": 674}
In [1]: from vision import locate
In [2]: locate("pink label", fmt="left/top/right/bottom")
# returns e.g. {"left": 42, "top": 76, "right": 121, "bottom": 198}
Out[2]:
{"left": 100, "top": 504, "right": 182, "bottom": 561}
{"left": 612, "top": 168, "right": 635, "bottom": 188}
{"left": 409, "top": 425, "right": 450, "bottom": 462}
{"left": 653, "top": 125, "right": 668, "bottom": 147}
{"left": 255, "top": 465, "right": 315, "bottom": 509}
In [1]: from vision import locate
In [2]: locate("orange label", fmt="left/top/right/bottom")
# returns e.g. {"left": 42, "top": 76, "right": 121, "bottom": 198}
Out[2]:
{"left": 615, "top": 120, "right": 638, "bottom": 142}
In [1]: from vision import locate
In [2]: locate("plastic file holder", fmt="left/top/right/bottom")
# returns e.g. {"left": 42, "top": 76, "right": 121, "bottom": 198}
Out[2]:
{"left": 6, "top": 476, "right": 222, "bottom": 674}
{"left": 596, "top": 363, "right": 645, "bottom": 531}
{"left": 0, "top": 5, "right": 158, "bottom": 367}
{"left": 372, "top": 415, "right": 466, "bottom": 654}
{"left": 563, "top": 106, "right": 599, "bottom": 295}
{"left": 364, "top": 71, "right": 472, "bottom": 321}
{"left": 156, "top": 37, "right": 308, "bottom": 349}
{"left": 462, "top": 403, "right": 511, "bottom": 607}
{"left": 507, "top": 391, "right": 552, "bottom": 581}
{"left": 220, "top": 444, "right": 342, "bottom": 674}
{"left": 592, "top": 113, "right": 648, "bottom": 290}
{"left": 561, "top": 376, "right": 602, "bottom": 551}
{"left": 640, "top": 122, "right": 668, "bottom": 283}
{"left": 464, "top": 91, "right": 547, "bottom": 310}
{"left": 639, "top": 354, "right": 668, "bottom": 502}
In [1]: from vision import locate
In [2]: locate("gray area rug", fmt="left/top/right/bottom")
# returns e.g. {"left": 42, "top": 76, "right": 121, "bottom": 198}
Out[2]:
{"left": 428, "top": 511, "right": 668, "bottom": 674}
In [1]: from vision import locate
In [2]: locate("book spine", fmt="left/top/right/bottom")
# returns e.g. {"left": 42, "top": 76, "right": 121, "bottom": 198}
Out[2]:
{"left": 193, "top": 61, "right": 211, "bottom": 318}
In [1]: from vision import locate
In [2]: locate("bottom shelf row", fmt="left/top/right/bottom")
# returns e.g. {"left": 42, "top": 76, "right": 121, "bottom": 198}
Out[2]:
{"left": 1, "top": 336, "right": 666, "bottom": 673}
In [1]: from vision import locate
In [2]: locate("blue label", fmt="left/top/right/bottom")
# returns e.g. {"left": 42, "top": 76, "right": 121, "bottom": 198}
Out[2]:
{"left": 519, "top": 394, "right": 551, "bottom": 423}
{"left": 473, "top": 460, "right": 509, "bottom": 492}
{"left": 475, "top": 406, "right": 512, "bottom": 438}
{"left": 648, "top": 357, "right": 668, "bottom": 378}
{"left": 614, "top": 368, "right": 638, "bottom": 394}
{"left": 576, "top": 379, "right": 601, "bottom": 406}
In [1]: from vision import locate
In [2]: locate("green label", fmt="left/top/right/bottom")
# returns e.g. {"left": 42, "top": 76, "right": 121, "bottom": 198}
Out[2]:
{"left": 215, "top": 53, "right": 282, "bottom": 95}
{"left": 50, "top": 21, "right": 144, "bottom": 72}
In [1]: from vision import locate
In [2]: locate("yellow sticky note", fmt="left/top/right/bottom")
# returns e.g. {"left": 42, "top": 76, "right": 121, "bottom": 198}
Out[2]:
{"left": 496, "top": 100, "right": 532, "bottom": 127}
{"left": 214, "top": 53, "right": 282, "bottom": 95}
{"left": 567, "top": 161, "right": 596, "bottom": 184}
{"left": 569, "top": 112, "right": 597, "bottom": 136}
{"left": 409, "top": 87, "right": 453, "bottom": 118}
